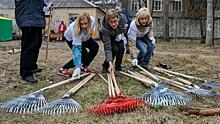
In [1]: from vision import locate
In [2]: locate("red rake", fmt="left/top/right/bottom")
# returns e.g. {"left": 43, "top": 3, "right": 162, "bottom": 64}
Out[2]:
{"left": 88, "top": 73, "right": 145, "bottom": 115}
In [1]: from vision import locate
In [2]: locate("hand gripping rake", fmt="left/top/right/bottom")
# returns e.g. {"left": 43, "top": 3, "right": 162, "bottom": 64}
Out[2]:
{"left": 153, "top": 67, "right": 220, "bottom": 90}
{"left": 88, "top": 73, "right": 145, "bottom": 115}
{"left": 39, "top": 73, "right": 95, "bottom": 115}
{"left": 0, "top": 73, "right": 89, "bottom": 114}
{"left": 120, "top": 71, "right": 191, "bottom": 106}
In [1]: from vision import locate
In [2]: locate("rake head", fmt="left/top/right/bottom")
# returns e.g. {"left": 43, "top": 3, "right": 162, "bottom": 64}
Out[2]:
{"left": 39, "top": 95, "right": 81, "bottom": 115}
{"left": 88, "top": 96, "right": 145, "bottom": 115}
{"left": 139, "top": 85, "right": 191, "bottom": 106}
{"left": 202, "top": 80, "right": 220, "bottom": 90}
{"left": 0, "top": 90, "right": 47, "bottom": 114}
{"left": 186, "top": 85, "right": 218, "bottom": 98}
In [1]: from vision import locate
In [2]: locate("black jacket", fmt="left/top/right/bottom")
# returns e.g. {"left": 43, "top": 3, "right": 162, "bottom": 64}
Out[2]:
{"left": 15, "top": 0, "right": 46, "bottom": 28}
{"left": 99, "top": 13, "right": 127, "bottom": 62}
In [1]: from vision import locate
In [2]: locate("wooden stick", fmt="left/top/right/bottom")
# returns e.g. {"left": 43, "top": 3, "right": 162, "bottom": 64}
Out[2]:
{"left": 98, "top": 74, "right": 111, "bottom": 97}
{"left": 45, "top": 7, "right": 52, "bottom": 60}
{"left": 154, "top": 67, "right": 200, "bottom": 89}
{"left": 98, "top": 74, "right": 108, "bottom": 84}
{"left": 128, "top": 59, "right": 160, "bottom": 81}
{"left": 155, "top": 75, "right": 190, "bottom": 91}
{"left": 41, "top": 73, "right": 89, "bottom": 91}
{"left": 108, "top": 74, "right": 115, "bottom": 97}
{"left": 179, "top": 106, "right": 220, "bottom": 116}
{"left": 120, "top": 71, "right": 158, "bottom": 87}
{"left": 111, "top": 71, "right": 121, "bottom": 95}
{"left": 68, "top": 73, "right": 95, "bottom": 94}
{"left": 153, "top": 67, "right": 202, "bottom": 81}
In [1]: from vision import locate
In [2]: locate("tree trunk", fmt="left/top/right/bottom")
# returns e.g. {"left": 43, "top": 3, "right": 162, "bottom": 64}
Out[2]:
{"left": 199, "top": 18, "right": 206, "bottom": 44}
{"left": 163, "top": 0, "right": 170, "bottom": 41}
{"left": 206, "top": 0, "right": 214, "bottom": 47}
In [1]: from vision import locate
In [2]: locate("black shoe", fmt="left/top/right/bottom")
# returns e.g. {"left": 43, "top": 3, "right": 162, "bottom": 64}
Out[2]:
{"left": 22, "top": 75, "right": 38, "bottom": 84}
{"left": 31, "top": 68, "right": 43, "bottom": 73}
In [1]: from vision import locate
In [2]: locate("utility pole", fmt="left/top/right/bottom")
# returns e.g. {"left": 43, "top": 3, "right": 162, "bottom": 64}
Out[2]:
{"left": 206, "top": 0, "right": 214, "bottom": 47}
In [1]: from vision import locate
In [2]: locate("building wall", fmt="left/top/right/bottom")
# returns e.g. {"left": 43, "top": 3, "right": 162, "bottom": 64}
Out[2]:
{"left": 50, "top": 7, "right": 104, "bottom": 38}
{"left": 0, "top": 8, "right": 21, "bottom": 36}
{"left": 153, "top": 17, "right": 220, "bottom": 40}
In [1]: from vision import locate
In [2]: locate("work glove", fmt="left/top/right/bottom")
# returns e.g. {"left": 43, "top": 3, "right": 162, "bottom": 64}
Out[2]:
{"left": 149, "top": 37, "right": 156, "bottom": 46}
{"left": 72, "top": 67, "right": 81, "bottom": 79}
{"left": 115, "top": 34, "right": 122, "bottom": 42}
{"left": 131, "top": 59, "right": 138, "bottom": 67}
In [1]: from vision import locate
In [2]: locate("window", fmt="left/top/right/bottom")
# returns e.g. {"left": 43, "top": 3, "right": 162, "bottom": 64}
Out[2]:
{"left": 132, "top": 0, "right": 140, "bottom": 12}
{"left": 153, "top": 0, "right": 162, "bottom": 11}
{"left": 170, "top": 0, "right": 182, "bottom": 11}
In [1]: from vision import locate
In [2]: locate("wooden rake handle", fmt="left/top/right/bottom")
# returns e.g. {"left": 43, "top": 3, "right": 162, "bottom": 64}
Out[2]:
{"left": 155, "top": 75, "right": 190, "bottom": 91}
{"left": 98, "top": 74, "right": 108, "bottom": 84}
{"left": 120, "top": 71, "right": 158, "bottom": 87}
{"left": 111, "top": 71, "right": 121, "bottom": 95}
{"left": 154, "top": 68, "right": 200, "bottom": 89}
{"left": 67, "top": 73, "right": 95, "bottom": 94}
{"left": 128, "top": 70, "right": 157, "bottom": 85}
{"left": 128, "top": 59, "right": 160, "bottom": 82}
{"left": 41, "top": 73, "right": 90, "bottom": 91}
{"left": 153, "top": 67, "right": 202, "bottom": 81}
{"left": 108, "top": 74, "right": 116, "bottom": 97}
{"left": 99, "top": 74, "right": 112, "bottom": 97}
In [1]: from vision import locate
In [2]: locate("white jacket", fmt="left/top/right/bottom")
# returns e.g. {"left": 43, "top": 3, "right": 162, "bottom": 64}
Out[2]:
{"left": 64, "top": 16, "right": 96, "bottom": 45}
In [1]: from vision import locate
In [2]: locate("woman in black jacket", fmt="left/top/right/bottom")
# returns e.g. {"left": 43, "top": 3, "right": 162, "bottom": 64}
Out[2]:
{"left": 99, "top": 9, "right": 128, "bottom": 73}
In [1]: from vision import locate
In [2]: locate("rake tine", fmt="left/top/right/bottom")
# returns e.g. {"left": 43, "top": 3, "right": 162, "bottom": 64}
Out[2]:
{"left": 0, "top": 74, "right": 89, "bottom": 114}
{"left": 39, "top": 74, "right": 95, "bottom": 115}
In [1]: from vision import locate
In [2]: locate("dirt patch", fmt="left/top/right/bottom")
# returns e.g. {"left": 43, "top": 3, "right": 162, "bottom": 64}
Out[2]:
{"left": 0, "top": 40, "right": 220, "bottom": 124}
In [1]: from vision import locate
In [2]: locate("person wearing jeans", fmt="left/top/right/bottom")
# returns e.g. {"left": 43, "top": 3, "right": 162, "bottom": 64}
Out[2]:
{"left": 136, "top": 36, "right": 155, "bottom": 69}
{"left": 59, "top": 38, "right": 99, "bottom": 77}
{"left": 128, "top": 7, "right": 156, "bottom": 70}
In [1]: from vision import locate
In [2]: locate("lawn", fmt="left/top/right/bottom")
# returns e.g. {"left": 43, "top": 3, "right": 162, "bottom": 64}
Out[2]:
{"left": 0, "top": 40, "right": 220, "bottom": 124}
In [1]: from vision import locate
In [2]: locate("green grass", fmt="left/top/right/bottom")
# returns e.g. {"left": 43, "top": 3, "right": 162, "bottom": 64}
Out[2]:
{"left": 0, "top": 41, "right": 220, "bottom": 124}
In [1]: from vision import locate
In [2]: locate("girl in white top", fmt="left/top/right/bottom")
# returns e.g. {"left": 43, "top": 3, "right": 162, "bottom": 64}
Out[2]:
{"left": 58, "top": 12, "right": 99, "bottom": 78}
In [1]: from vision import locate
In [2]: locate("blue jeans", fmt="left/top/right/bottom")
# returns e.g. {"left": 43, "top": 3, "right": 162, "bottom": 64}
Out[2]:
{"left": 136, "top": 37, "right": 155, "bottom": 69}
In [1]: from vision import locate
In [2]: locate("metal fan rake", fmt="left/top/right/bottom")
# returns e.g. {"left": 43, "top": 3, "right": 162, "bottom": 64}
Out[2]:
{"left": 120, "top": 71, "right": 191, "bottom": 106}
{"left": 0, "top": 73, "right": 89, "bottom": 114}
{"left": 39, "top": 73, "right": 95, "bottom": 115}
{"left": 88, "top": 73, "right": 145, "bottom": 115}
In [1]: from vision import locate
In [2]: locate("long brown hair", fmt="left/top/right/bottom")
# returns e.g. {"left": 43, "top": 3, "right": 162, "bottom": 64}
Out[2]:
{"left": 73, "top": 12, "right": 92, "bottom": 36}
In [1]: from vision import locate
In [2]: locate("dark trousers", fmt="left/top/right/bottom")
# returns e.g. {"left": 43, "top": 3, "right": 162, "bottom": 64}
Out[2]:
{"left": 20, "top": 27, "right": 42, "bottom": 78}
{"left": 62, "top": 38, "right": 99, "bottom": 69}
{"left": 102, "top": 40, "right": 125, "bottom": 70}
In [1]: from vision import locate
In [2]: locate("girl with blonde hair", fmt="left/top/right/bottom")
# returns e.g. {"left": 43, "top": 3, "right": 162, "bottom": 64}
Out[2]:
{"left": 128, "top": 7, "right": 155, "bottom": 70}
{"left": 58, "top": 12, "right": 99, "bottom": 78}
